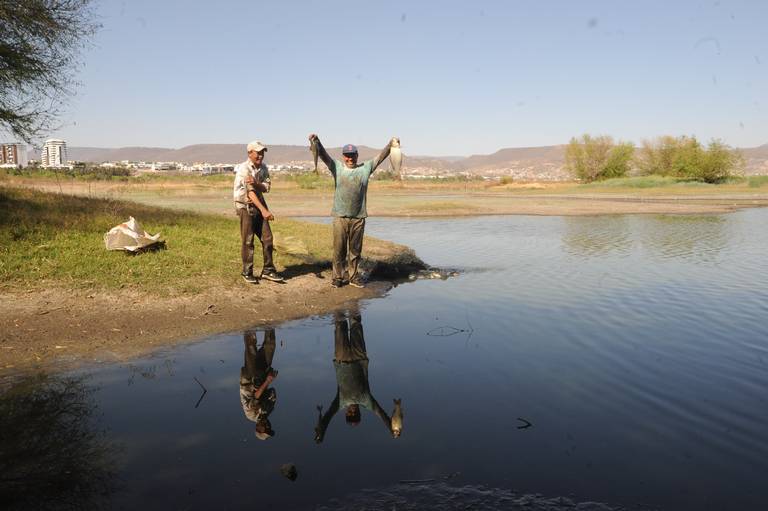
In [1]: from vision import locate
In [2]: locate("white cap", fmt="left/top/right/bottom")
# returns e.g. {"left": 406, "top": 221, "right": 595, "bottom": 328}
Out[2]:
{"left": 247, "top": 140, "right": 268, "bottom": 153}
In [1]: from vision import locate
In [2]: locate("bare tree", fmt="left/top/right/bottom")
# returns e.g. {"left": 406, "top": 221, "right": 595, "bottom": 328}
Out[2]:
{"left": 0, "top": 0, "right": 99, "bottom": 142}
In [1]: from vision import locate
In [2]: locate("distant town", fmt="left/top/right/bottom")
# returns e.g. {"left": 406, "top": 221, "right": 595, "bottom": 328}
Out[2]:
{"left": 0, "top": 139, "right": 305, "bottom": 176}
{"left": 0, "top": 138, "right": 587, "bottom": 181}
{"left": 3, "top": 138, "right": 767, "bottom": 180}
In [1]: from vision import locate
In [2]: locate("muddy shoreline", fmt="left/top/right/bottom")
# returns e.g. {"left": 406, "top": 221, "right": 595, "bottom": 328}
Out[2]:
{"left": 0, "top": 244, "right": 428, "bottom": 377}
{"left": 0, "top": 272, "right": 403, "bottom": 377}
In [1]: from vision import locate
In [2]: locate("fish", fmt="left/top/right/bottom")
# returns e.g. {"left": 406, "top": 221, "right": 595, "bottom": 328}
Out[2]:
{"left": 391, "top": 398, "right": 403, "bottom": 437}
{"left": 314, "top": 404, "right": 323, "bottom": 443}
{"left": 389, "top": 137, "right": 402, "bottom": 179}
{"left": 310, "top": 137, "right": 319, "bottom": 175}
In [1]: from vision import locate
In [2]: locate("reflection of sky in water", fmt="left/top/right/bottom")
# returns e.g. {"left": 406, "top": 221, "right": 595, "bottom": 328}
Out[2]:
{"left": 8, "top": 210, "right": 768, "bottom": 510}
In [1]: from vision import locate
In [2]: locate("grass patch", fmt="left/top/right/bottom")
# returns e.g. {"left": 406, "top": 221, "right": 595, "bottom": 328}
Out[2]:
{"left": 578, "top": 175, "right": 730, "bottom": 190}
{"left": 580, "top": 175, "right": 681, "bottom": 188}
{"left": 747, "top": 175, "right": 768, "bottom": 188}
{"left": 0, "top": 186, "right": 336, "bottom": 294}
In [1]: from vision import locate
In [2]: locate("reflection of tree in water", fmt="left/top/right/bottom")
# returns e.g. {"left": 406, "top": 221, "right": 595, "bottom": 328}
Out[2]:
{"left": 0, "top": 374, "right": 115, "bottom": 510}
{"left": 561, "top": 216, "right": 632, "bottom": 258}
{"left": 639, "top": 215, "right": 729, "bottom": 263}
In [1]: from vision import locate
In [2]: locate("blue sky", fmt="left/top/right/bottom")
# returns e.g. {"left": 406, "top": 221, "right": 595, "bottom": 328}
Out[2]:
{"left": 54, "top": 0, "right": 767, "bottom": 155}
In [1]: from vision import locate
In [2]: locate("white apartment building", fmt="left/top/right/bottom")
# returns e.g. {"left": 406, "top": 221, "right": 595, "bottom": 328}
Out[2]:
{"left": 0, "top": 142, "right": 28, "bottom": 167}
{"left": 41, "top": 138, "right": 67, "bottom": 167}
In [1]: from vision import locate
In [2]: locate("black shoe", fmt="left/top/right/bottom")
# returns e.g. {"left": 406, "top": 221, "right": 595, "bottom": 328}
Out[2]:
{"left": 242, "top": 273, "right": 259, "bottom": 284}
{"left": 261, "top": 270, "right": 285, "bottom": 283}
{"left": 349, "top": 277, "right": 365, "bottom": 289}
{"left": 331, "top": 278, "right": 343, "bottom": 288}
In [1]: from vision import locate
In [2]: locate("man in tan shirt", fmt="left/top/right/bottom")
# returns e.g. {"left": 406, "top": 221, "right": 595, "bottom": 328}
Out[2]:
{"left": 233, "top": 140, "right": 284, "bottom": 284}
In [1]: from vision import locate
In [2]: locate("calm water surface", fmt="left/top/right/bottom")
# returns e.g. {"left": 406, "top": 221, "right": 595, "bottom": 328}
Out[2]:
{"left": 4, "top": 210, "right": 768, "bottom": 510}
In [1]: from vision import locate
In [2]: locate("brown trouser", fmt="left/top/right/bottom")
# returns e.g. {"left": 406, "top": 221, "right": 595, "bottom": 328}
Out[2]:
{"left": 241, "top": 329, "right": 276, "bottom": 383}
{"left": 334, "top": 311, "right": 367, "bottom": 362}
{"left": 332, "top": 217, "right": 365, "bottom": 282}
{"left": 238, "top": 207, "right": 275, "bottom": 276}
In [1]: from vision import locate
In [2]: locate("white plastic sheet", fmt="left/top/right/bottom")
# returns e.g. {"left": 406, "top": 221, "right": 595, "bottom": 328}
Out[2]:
{"left": 104, "top": 217, "right": 164, "bottom": 252}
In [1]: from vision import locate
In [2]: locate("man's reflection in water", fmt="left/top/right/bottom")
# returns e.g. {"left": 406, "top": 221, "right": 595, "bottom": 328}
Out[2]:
{"left": 314, "top": 308, "right": 396, "bottom": 443}
{"left": 240, "top": 328, "right": 278, "bottom": 440}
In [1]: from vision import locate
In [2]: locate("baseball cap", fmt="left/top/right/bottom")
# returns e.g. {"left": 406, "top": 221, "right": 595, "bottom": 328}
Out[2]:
{"left": 342, "top": 144, "right": 358, "bottom": 154}
{"left": 247, "top": 140, "right": 268, "bottom": 153}
{"left": 254, "top": 420, "right": 275, "bottom": 440}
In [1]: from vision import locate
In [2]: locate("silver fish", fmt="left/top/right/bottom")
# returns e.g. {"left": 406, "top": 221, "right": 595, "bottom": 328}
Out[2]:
{"left": 391, "top": 398, "right": 403, "bottom": 438}
{"left": 310, "top": 137, "right": 319, "bottom": 175}
{"left": 314, "top": 404, "right": 323, "bottom": 443}
{"left": 389, "top": 137, "right": 402, "bottom": 179}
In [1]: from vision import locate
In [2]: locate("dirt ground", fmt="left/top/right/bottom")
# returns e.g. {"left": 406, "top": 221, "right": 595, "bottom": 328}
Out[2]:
{"left": 0, "top": 270, "right": 400, "bottom": 377}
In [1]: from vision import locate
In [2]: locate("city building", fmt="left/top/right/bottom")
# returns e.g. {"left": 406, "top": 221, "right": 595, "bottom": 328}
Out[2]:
{"left": 0, "top": 142, "right": 28, "bottom": 168}
{"left": 41, "top": 139, "right": 67, "bottom": 167}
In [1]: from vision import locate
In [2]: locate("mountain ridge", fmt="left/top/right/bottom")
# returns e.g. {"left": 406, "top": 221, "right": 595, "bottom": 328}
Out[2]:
{"left": 26, "top": 141, "right": 768, "bottom": 177}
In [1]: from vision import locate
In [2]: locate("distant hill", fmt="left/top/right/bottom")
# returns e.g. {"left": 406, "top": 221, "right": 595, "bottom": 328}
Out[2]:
{"left": 55, "top": 144, "right": 386, "bottom": 165}
{"left": 28, "top": 141, "right": 768, "bottom": 179}
{"left": 741, "top": 144, "right": 768, "bottom": 175}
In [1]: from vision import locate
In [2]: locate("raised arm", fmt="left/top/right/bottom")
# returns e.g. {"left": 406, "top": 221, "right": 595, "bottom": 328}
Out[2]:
{"left": 314, "top": 392, "right": 340, "bottom": 444}
{"left": 309, "top": 134, "right": 336, "bottom": 175}
{"left": 371, "top": 138, "right": 395, "bottom": 173}
{"left": 369, "top": 396, "right": 393, "bottom": 433}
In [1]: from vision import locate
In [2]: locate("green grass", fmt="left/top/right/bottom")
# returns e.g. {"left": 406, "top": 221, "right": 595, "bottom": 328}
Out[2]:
{"left": 580, "top": 175, "right": 682, "bottom": 188}
{"left": 578, "top": 174, "right": 736, "bottom": 190}
{"left": 0, "top": 186, "right": 336, "bottom": 295}
{"left": 747, "top": 175, "right": 768, "bottom": 188}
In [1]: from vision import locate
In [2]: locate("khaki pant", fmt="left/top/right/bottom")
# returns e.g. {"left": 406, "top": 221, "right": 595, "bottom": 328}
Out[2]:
{"left": 334, "top": 311, "right": 367, "bottom": 362}
{"left": 238, "top": 207, "right": 275, "bottom": 276}
{"left": 241, "top": 329, "right": 276, "bottom": 382}
{"left": 332, "top": 217, "right": 365, "bottom": 282}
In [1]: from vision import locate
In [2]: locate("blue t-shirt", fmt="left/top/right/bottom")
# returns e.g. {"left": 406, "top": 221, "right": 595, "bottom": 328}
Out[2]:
{"left": 329, "top": 159, "right": 375, "bottom": 218}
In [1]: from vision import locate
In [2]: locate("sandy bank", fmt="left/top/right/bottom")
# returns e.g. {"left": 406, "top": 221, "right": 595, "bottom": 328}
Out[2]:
{"left": 0, "top": 251, "right": 425, "bottom": 377}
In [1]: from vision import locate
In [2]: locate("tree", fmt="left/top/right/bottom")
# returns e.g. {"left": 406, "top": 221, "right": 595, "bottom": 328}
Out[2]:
{"left": 565, "top": 134, "right": 634, "bottom": 182}
{"left": 638, "top": 135, "right": 743, "bottom": 183}
{"left": 0, "top": 0, "right": 98, "bottom": 142}
{"left": 698, "top": 139, "right": 744, "bottom": 183}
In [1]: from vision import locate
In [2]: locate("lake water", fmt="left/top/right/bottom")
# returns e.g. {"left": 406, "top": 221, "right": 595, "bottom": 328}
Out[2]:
{"left": 3, "top": 210, "right": 768, "bottom": 510}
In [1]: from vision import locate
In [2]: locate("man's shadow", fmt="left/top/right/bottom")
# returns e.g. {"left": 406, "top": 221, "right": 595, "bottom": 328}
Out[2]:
{"left": 279, "top": 260, "right": 331, "bottom": 280}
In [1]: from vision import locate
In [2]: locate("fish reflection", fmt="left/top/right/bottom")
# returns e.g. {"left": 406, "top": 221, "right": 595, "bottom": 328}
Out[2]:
{"left": 240, "top": 328, "right": 278, "bottom": 441}
{"left": 391, "top": 398, "right": 403, "bottom": 437}
{"left": 314, "top": 309, "right": 401, "bottom": 442}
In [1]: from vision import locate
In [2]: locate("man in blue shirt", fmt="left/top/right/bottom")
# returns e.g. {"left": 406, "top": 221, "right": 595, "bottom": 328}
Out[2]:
{"left": 313, "top": 309, "right": 395, "bottom": 443}
{"left": 308, "top": 134, "right": 396, "bottom": 288}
